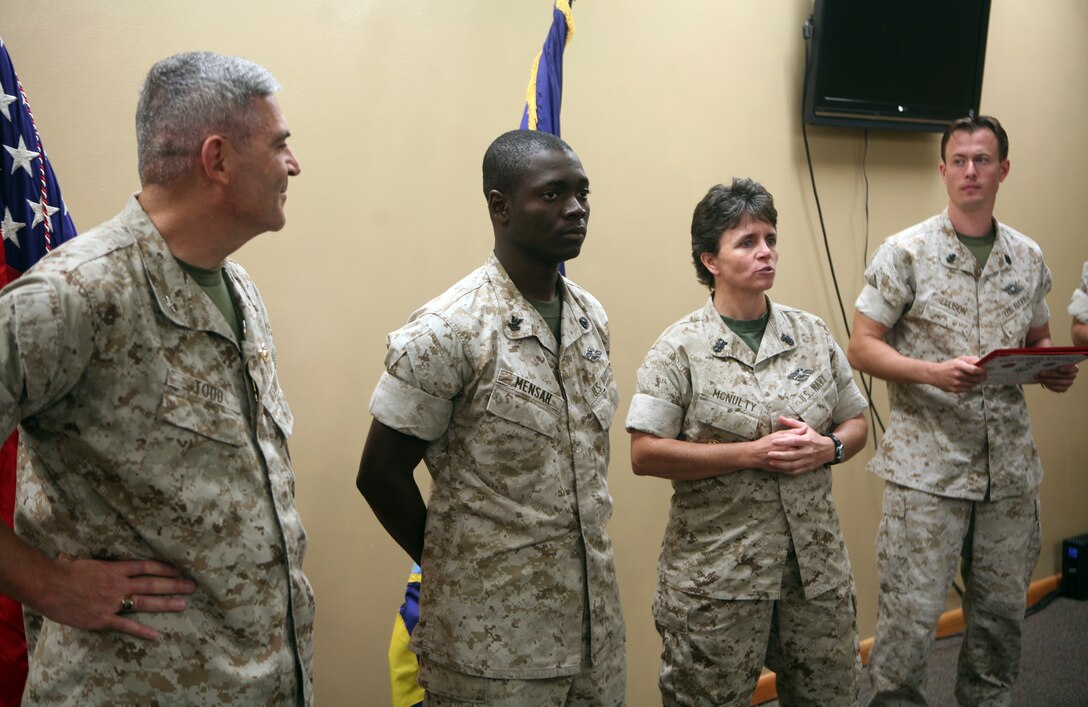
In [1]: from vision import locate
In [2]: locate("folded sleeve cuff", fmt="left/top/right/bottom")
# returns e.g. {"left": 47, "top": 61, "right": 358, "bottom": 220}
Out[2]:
{"left": 625, "top": 393, "right": 684, "bottom": 440}
{"left": 1069, "top": 289, "right": 1088, "bottom": 324}
{"left": 369, "top": 371, "right": 452, "bottom": 442}
{"left": 854, "top": 285, "right": 901, "bottom": 328}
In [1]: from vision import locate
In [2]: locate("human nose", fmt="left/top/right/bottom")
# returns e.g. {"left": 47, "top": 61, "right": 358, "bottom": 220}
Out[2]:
{"left": 564, "top": 195, "right": 587, "bottom": 218}
{"left": 286, "top": 147, "right": 301, "bottom": 176}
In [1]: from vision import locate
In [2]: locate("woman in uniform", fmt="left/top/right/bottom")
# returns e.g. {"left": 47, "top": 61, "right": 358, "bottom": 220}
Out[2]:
{"left": 626, "top": 177, "right": 868, "bottom": 706}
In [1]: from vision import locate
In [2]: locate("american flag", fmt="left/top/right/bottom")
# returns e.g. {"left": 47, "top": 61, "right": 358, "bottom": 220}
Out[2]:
{"left": 0, "top": 36, "right": 78, "bottom": 707}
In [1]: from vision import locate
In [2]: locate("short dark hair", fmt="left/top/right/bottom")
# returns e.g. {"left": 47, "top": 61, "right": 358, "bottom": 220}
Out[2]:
{"left": 691, "top": 178, "right": 777, "bottom": 289}
{"left": 482, "top": 130, "right": 574, "bottom": 197}
{"left": 941, "top": 115, "right": 1008, "bottom": 163}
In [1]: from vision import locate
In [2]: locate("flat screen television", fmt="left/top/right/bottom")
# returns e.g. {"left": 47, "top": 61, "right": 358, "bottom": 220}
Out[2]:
{"left": 803, "top": 0, "right": 992, "bottom": 132}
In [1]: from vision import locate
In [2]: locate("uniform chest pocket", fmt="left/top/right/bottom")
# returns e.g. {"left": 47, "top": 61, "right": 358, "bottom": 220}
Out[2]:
{"left": 919, "top": 296, "right": 971, "bottom": 332}
{"left": 786, "top": 368, "right": 836, "bottom": 431}
{"left": 250, "top": 360, "right": 294, "bottom": 439}
{"left": 158, "top": 369, "right": 248, "bottom": 447}
{"left": 688, "top": 393, "right": 760, "bottom": 442}
{"left": 486, "top": 368, "right": 561, "bottom": 438}
{"left": 261, "top": 385, "right": 294, "bottom": 439}
{"left": 998, "top": 300, "right": 1033, "bottom": 343}
{"left": 588, "top": 365, "right": 619, "bottom": 431}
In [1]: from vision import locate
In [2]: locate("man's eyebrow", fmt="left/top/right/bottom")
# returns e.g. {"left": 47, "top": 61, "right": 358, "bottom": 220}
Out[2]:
{"left": 537, "top": 177, "right": 589, "bottom": 188}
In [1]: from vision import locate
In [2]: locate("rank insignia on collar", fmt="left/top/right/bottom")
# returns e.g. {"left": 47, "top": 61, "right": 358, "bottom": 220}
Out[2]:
{"left": 946, "top": 253, "right": 957, "bottom": 263}
{"left": 583, "top": 347, "right": 602, "bottom": 361}
{"left": 1003, "top": 283, "right": 1023, "bottom": 296}
{"left": 787, "top": 367, "right": 814, "bottom": 382}
{"left": 780, "top": 333, "right": 795, "bottom": 346}
{"left": 712, "top": 338, "right": 726, "bottom": 353}
{"left": 507, "top": 315, "right": 522, "bottom": 331}
{"left": 579, "top": 316, "right": 590, "bottom": 330}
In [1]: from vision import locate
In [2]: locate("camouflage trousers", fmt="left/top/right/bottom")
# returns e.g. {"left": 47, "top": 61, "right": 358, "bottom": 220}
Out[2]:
{"left": 652, "top": 544, "right": 860, "bottom": 707}
{"left": 867, "top": 482, "right": 1041, "bottom": 707}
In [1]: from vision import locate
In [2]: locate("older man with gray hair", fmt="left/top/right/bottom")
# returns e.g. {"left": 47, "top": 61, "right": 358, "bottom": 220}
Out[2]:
{"left": 0, "top": 51, "right": 312, "bottom": 704}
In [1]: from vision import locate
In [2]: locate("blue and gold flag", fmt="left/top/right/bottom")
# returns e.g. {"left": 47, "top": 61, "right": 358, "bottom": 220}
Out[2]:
{"left": 389, "top": 564, "right": 423, "bottom": 707}
{"left": 519, "top": 0, "right": 575, "bottom": 135}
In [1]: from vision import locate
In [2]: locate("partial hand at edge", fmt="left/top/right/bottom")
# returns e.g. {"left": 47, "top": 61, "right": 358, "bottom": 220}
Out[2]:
{"left": 33, "top": 557, "right": 195, "bottom": 641}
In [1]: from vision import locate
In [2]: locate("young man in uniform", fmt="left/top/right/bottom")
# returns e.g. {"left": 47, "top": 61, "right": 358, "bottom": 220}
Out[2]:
{"left": 357, "top": 130, "right": 625, "bottom": 705}
{"left": 848, "top": 115, "right": 1078, "bottom": 705}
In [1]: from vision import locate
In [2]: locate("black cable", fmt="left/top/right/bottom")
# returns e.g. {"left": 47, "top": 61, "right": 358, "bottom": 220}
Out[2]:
{"left": 863, "top": 129, "right": 871, "bottom": 269}
{"left": 861, "top": 129, "right": 879, "bottom": 443}
{"left": 801, "top": 17, "right": 886, "bottom": 437}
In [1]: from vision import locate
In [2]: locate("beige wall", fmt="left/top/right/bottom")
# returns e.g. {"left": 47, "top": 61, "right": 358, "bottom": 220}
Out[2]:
{"left": 2, "top": 1, "right": 1085, "bottom": 704}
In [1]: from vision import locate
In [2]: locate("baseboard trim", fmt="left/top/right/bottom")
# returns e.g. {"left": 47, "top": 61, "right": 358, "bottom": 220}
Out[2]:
{"left": 749, "top": 574, "right": 1061, "bottom": 705}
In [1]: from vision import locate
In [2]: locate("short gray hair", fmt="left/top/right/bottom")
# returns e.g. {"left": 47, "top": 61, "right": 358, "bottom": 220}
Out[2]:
{"left": 136, "top": 51, "right": 280, "bottom": 186}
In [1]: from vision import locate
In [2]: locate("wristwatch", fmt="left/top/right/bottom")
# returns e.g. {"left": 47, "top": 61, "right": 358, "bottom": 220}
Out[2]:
{"left": 823, "top": 433, "right": 845, "bottom": 465}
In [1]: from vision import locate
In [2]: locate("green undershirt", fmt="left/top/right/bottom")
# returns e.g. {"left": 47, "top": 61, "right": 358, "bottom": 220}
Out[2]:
{"left": 175, "top": 258, "right": 243, "bottom": 343}
{"left": 526, "top": 283, "right": 564, "bottom": 343}
{"left": 720, "top": 310, "right": 770, "bottom": 354}
{"left": 956, "top": 222, "right": 997, "bottom": 268}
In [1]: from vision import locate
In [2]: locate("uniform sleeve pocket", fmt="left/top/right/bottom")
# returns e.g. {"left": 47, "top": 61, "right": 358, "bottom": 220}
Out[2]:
{"left": 159, "top": 369, "right": 248, "bottom": 447}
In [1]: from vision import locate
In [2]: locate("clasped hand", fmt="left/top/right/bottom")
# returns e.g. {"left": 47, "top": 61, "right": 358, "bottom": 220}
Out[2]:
{"left": 759, "top": 416, "right": 832, "bottom": 476}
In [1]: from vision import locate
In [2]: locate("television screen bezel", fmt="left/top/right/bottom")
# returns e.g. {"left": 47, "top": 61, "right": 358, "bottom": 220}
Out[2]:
{"left": 802, "top": 0, "right": 992, "bottom": 133}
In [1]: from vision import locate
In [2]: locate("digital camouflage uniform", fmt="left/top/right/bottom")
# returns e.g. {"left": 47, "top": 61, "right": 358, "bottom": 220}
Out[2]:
{"left": 1, "top": 197, "right": 314, "bottom": 705}
{"left": 1069, "top": 261, "right": 1088, "bottom": 324}
{"left": 625, "top": 297, "right": 866, "bottom": 707}
{"left": 857, "top": 210, "right": 1050, "bottom": 706}
{"left": 369, "top": 254, "right": 625, "bottom": 703}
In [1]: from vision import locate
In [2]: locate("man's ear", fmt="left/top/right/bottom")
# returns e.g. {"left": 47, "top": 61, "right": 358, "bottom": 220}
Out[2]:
{"left": 487, "top": 189, "right": 509, "bottom": 223}
{"left": 199, "top": 134, "right": 230, "bottom": 185}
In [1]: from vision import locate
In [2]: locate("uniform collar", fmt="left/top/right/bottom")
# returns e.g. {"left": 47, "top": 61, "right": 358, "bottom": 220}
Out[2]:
{"left": 484, "top": 253, "right": 592, "bottom": 355}
{"left": 936, "top": 208, "right": 1015, "bottom": 277}
{"left": 702, "top": 295, "right": 795, "bottom": 367}
{"left": 122, "top": 195, "right": 239, "bottom": 346}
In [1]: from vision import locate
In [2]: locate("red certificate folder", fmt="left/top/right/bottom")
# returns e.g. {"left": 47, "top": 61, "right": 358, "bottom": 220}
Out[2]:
{"left": 975, "top": 347, "right": 1088, "bottom": 385}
